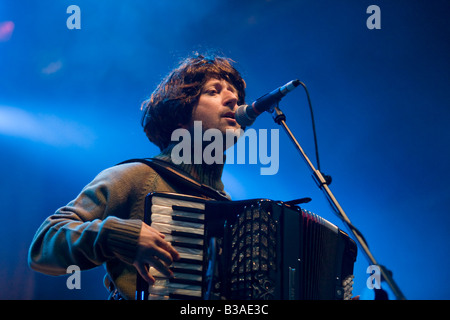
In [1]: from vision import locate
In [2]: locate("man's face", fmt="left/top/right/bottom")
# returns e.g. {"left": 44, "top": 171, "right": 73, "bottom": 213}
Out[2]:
{"left": 187, "top": 77, "right": 242, "bottom": 135}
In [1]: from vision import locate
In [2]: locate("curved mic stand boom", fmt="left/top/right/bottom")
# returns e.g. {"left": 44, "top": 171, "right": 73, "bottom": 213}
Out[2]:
{"left": 270, "top": 104, "right": 406, "bottom": 300}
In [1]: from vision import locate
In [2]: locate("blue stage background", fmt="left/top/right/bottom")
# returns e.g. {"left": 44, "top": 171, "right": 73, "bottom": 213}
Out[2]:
{"left": 1, "top": 0, "right": 449, "bottom": 300}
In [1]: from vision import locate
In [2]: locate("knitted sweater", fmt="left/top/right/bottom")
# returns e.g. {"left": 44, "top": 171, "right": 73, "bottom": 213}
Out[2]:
{"left": 28, "top": 146, "right": 228, "bottom": 299}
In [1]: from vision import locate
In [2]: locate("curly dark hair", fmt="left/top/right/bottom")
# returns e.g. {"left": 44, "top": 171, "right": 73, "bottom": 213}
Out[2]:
{"left": 141, "top": 54, "right": 246, "bottom": 151}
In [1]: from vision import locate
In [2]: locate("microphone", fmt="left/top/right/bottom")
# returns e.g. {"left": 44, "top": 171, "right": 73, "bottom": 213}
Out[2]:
{"left": 235, "top": 79, "right": 301, "bottom": 126}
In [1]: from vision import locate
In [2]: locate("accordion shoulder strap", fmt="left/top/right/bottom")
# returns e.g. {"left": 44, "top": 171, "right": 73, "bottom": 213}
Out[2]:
{"left": 117, "top": 158, "right": 230, "bottom": 201}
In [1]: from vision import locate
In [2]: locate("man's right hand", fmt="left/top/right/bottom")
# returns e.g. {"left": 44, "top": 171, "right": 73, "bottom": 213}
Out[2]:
{"left": 132, "top": 223, "right": 180, "bottom": 284}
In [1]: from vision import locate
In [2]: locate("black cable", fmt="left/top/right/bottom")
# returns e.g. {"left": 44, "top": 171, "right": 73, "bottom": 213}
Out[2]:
{"left": 298, "top": 81, "right": 333, "bottom": 186}
{"left": 298, "top": 81, "right": 321, "bottom": 172}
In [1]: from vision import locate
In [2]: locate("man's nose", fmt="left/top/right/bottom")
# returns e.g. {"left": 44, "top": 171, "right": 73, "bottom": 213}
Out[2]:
{"left": 223, "top": 90, "right": 238, "bottom": 109}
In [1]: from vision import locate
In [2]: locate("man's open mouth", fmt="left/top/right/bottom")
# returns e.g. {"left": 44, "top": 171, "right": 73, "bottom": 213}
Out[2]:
{"left": 223, "top": 112, "right": 235, "bottom": 119}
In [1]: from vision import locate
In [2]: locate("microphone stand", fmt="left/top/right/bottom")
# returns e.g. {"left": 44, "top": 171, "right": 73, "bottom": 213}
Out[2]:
{"left": 271, "top": 105, "right": 406, "bottom": 300}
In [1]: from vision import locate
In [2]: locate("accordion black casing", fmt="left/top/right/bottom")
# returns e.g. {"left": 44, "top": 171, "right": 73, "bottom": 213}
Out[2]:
{"left": 136, "top": 192, "right": 357, "bottom": 300}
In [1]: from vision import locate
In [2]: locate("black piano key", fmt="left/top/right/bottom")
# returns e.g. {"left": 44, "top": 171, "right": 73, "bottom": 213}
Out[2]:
{"left": 172, "top": 241, "right": 203, "bottom": 250}
{"left": 171, "top": 215, "right": 204, "bottom": 224}
{"left": 172, "top": 230, "right": 204, "bottom": 239}
{"left": 172, "top": 205, "right": 205, "bottom": 214}
{"left": 169, "top": 277, "right": 202, "bottom": 287}
{"left": 177, "top": 257, "right": 203, "bottom": 265}
{"left": 171, "top": 267, "right": 203, "bottom": 276}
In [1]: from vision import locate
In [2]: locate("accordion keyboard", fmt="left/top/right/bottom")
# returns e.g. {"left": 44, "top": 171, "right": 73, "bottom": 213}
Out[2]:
{"left": 144, "top": 193, "right": 207, "bottom": 300}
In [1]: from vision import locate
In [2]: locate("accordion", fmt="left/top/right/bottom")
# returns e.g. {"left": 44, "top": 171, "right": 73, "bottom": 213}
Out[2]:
{"left": 136, "top": 192, "right": 357, "bottom": 300}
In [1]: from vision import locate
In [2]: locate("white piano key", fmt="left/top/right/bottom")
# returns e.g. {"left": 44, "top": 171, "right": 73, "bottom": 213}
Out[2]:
{"left": 152, "top": 196, "right": 206, "bottom": 210}
{"left": 151, "top": 204, "right": 205, "bottom": 220}
{"left": 164, "top": 234, "right": 204, "bottom": 246}
{"left": 151, "top": 222, "right": 204, "bottom": 236}
{"left": 150, "top": 213, "right": 204, "bottom": 229}
{"left": 148, "top": 286, "right": 202, "bottom": 299}
{"left": 149, "top": 269, "right": 203, "bottom": 282}
{"left": 172, "top": 262, "right": 203, "bottom": 272}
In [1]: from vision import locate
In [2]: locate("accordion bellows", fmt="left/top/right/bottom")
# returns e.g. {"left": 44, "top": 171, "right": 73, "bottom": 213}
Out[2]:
{"left": 136, "top": 192, "right": 357, "bottom": 300}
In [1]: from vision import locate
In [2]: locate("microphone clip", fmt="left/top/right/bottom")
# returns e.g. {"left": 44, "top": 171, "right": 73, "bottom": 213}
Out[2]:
{"left": 271, "top": 105, "right": 286, "bottom": 125}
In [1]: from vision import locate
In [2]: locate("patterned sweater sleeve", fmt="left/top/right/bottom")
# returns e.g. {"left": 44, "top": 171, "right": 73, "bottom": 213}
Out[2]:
{"left": 27, "top": 163, "right": 154, "bottom": 276}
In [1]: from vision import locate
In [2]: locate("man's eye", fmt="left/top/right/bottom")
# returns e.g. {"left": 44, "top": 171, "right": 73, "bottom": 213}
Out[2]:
{"left": 206, "top": 89, "right": 218, "bottom": 95}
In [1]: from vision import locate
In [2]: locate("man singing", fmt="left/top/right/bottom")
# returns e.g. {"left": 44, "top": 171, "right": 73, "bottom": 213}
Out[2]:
{"left": 28, "top": 53, "right": 247, "bottom": 300}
